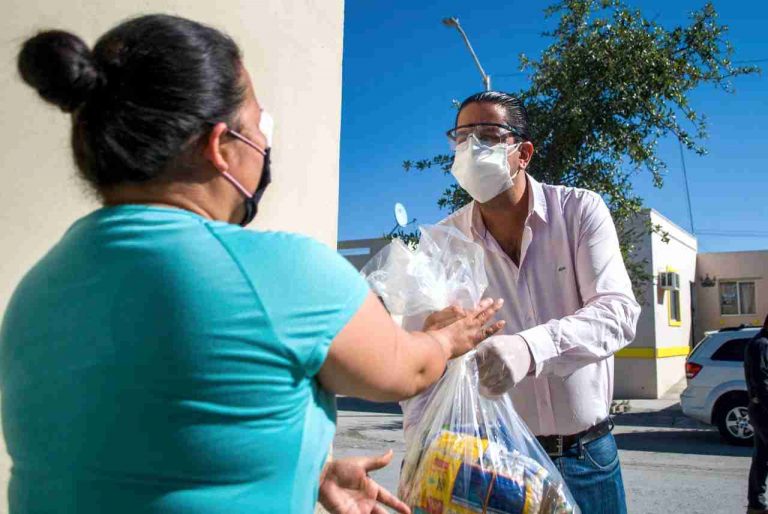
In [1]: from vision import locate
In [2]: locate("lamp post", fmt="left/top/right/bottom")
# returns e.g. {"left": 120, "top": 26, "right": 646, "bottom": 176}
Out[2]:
{"left": 442, "top": 17, "right": 491, "bottom": 91}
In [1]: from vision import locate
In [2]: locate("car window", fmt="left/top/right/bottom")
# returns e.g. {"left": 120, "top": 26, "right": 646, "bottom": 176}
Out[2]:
{"left": 711, "top": 338, "right": 751, "bottom": 362}
{"left": 689, "top": 335, "right": 712, "bottom": 361}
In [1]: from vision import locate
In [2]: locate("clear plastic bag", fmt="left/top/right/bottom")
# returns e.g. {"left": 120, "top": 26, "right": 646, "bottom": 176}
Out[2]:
{"left": 361, "top": 224, "right": 488, "bottom": 316}
{"left": 361, "top": 224, "right": 579, "bottom": 514}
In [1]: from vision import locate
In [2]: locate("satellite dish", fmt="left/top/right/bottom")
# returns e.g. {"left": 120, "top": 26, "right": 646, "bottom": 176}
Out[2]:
{"left": 388, "top": 202, "right": 416, "bottom": 237}
{"left": 395, "top": 202, "right": 409, "bottom": 228}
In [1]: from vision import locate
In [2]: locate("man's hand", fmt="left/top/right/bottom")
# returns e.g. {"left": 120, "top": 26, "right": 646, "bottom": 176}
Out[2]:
{"left": 318, "top": 450, "right": 410, "bottom": 514}
{"left": 476, "top": 335, "right": 533, "bottom": 397}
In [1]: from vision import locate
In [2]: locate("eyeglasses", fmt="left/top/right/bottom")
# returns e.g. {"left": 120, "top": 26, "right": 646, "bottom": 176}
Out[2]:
{"left": 446, "top": 123, "right": 522, "bottom": 149}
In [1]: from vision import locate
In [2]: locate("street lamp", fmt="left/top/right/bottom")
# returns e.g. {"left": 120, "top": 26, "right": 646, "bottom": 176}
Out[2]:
{"left": 442, "top": 17, "right": 491, "bottom": 91}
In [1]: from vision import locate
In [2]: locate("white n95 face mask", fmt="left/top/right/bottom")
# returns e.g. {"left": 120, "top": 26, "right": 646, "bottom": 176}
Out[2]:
{"left": 450, "top": 134, "right": 522, "bottom": 203}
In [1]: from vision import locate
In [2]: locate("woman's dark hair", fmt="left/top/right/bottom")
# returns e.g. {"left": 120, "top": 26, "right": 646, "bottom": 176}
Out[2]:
{"left": 17, "top": 15, "right": 246, "bottom": 187}
{"left": 456, "top": 91, "right": 531, "bottom": 143}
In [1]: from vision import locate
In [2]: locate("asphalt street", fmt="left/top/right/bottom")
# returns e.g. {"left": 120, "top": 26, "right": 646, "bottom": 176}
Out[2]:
{"left": 0, "top": 398, "right": 750, "bottom": 513}
{"left": 333, "top": 397, "right": 751, "bottom": 514}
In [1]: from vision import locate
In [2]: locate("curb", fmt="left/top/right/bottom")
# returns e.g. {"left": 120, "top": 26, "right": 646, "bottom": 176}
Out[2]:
{"left": 610, "top": 399, "right": 631, "bottom": 415}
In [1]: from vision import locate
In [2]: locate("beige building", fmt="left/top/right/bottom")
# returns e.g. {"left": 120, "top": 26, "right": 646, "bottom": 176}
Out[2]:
{"left": 694, "top": 250, "right": 767, "bottom": 342}
{"left": 0, "top": 2, "right": 345, "bottom": 513}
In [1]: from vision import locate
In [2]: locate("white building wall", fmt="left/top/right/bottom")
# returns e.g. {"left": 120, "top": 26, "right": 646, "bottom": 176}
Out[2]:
{"left": 650, "top": 210, "right": 697, "bottom": 397}
{"left": 0, "top": 4, "right": 345, "bottom": 513}
{"left": 650, "top": 210, "right": 698, "bottom": 352}
{"left": 615, "top": 209, "right": 697, "bottom": 399}
{"left": 0, "top": 0, "right": 346, "bottom": 317}
{"left": 614, "top": 214, "right": 656, "bottom": 399}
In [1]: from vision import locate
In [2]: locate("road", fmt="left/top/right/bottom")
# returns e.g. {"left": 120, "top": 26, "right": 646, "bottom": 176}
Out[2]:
{"left": 333, "top": 397, "right": 752, "bottom": 514}
{"left": 0, "top": 398, "right": 750, "bottom": 513}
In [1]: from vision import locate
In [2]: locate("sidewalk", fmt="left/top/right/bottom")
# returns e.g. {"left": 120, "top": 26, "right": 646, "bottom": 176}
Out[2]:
{"left": 612, "top": 376, "right": 688, "bottom": 414}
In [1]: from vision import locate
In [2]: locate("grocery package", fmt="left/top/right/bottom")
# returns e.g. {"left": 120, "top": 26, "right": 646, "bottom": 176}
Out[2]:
{"left": 362, "top": 225, "right": 579, "bottom": 514}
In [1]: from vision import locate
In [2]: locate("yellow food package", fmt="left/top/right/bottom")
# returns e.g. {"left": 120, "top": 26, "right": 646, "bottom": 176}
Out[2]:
{"left": 414, "top": 431, "right": 488, "bottom": 514}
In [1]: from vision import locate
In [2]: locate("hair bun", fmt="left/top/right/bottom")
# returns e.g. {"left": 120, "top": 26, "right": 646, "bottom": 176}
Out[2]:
{"left": 18, "top": 30, "right": 103, "bottom": 113}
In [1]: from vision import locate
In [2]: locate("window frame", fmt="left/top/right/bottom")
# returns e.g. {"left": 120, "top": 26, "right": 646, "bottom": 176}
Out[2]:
{"left": 719, "top": 280, "right": 757, "bottom": 316}
{"left": 668, "top": 288, "right": 682, "bottom": 327}
{"left": 665, "top": 266, "right": 683, "bottom": 327}
{"left": 710, "top": 337, "right": 752, "bottom": 362}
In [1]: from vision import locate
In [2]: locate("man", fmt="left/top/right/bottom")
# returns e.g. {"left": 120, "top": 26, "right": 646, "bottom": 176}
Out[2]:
{"left": 401, "top": 91, "right": 640, "bottom": 513}
{"left": 745, "top": 314, "right": 768, "bottom": 514}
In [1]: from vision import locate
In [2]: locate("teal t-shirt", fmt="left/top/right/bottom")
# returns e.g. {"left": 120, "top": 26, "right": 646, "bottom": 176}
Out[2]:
{"left": 0, "top": 205, "right": 369, "bottom": 513}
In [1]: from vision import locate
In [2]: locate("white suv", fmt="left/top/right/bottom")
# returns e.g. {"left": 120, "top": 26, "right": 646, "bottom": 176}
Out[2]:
{"left": 681, "top": 326, "right": 760, "bottom": 445}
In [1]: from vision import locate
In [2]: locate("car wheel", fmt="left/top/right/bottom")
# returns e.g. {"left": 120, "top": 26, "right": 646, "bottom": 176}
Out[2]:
{"left": 716, "top": 397, "right": 754, "bottom": 446}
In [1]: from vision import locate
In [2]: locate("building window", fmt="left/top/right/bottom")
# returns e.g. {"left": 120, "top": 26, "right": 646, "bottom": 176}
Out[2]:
{"left": 720, "top": 281, "right": 756, "bottom": 316}
{"left": 663, "top": 267, "right": 683, "bottom": 327}
{"left": 669, "top": 289, "right": 682, "bottom": 325}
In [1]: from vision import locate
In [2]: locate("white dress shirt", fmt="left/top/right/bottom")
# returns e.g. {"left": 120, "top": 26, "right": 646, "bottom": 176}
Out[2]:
{"left": 401, "top": 175, "right": 641, "bottom": 437}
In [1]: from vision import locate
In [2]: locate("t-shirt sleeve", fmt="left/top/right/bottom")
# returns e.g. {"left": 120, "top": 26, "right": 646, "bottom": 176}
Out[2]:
{"left": 222, "top": 230, "right": 370, "bottom": 377}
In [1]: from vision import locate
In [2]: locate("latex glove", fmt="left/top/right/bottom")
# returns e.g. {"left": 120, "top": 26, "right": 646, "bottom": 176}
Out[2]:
{"left": 475, "top": 335, "right": 533, "bottom": 397}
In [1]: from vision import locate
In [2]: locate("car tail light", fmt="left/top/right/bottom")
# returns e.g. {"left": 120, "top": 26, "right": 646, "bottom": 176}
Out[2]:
{"left": 686, "top": 362, "right": 702, "bottom": 379}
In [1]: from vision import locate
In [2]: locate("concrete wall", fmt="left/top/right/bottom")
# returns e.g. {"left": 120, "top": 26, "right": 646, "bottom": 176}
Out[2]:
{"left": 615, "top": 210, "right": 697, "bottom": 399}
{"left": 650, "top": 210, "right": 698, "bottom": 355}
{"left": 631, "top": 214, "right": 656, "bottom": 346}
{"left": 656, "top": 356, "right": 687, "bottom": 397}
{"left": 0, "top": 4, "right": 345, "bottom": 512}
{"left": 338, "top": 238, "right": 390, "bottom": 271}
{"left": 614, "top": 358, "right": 658, "bottom": 399}
{"left": 0, "top": 0, "right": 346, "bottom": 317}
{"left": 695, "top": 250, "right": 768, "bottom": 342}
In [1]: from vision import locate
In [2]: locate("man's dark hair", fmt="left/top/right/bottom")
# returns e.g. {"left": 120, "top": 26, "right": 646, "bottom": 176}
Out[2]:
{"left": 763, "top": 313, "right": 768, "bottom": 331}
{"left": 18, "top": 15, "right": 245, "bottom": 188}
{"left": 455, "top": 91, "right": 531, "bottom": 142}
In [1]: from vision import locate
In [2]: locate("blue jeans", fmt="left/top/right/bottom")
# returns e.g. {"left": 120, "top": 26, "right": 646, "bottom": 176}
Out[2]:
{"left": 552, "top": 432, "right": 627, "bottom": 514}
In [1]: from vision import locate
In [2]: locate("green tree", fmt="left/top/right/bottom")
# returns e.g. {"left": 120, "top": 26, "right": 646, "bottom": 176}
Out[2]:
{"left": 402, "top": 0, "right": 758, "bottom": 297}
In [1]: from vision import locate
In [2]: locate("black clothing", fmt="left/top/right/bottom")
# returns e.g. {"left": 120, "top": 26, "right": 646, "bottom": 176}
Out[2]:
{"left": 745, "top": 329, "right": 768, "bottom": 510}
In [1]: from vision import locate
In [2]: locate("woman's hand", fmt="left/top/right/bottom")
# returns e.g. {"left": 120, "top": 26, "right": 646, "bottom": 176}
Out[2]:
{"left": 426, "top": 299, "right": 506, "bottom": 359}
{"left": 423, "top": 304, "right": 468, "bottom": 332}
{"left": 318, "top": 450, "right": 410, "bottom": 514}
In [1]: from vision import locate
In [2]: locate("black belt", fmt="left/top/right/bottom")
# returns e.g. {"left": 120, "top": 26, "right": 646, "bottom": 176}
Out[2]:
{"left": 536, "top": 418, "right": 614, "bottom": 458}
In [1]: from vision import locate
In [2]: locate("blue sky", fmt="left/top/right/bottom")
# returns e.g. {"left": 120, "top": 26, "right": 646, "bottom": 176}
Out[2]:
{"left": 338, "top": 0, "right": 768, "bottom": 252}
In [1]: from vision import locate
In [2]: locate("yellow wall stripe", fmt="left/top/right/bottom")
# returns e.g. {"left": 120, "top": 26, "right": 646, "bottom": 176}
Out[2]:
{"left": 615, "top": 346, "right": 690, "bottom": 359}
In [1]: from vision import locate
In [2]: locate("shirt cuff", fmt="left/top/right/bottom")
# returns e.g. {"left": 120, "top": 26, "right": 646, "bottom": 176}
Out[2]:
{"left": 519, "top": 324, "right": 558, "bottom": 377}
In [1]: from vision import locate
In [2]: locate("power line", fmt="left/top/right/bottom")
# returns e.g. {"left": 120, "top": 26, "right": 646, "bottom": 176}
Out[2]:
{"left": 696, "top": 231, "right": 768, "bottom": 238}
{"left": 494, "top": 72, "right": 527, "bottom": 78}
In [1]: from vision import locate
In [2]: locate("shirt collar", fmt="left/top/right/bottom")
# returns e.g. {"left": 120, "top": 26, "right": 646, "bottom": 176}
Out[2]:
{"left": 527, "top": 174, "right": 549, "bottom": 224}
{"left": 468, "top": 174, "right": 549, "bottom": 240}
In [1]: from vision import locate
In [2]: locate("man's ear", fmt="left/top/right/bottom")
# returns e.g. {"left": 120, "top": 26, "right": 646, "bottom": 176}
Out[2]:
{"left": 203, "top": 122, "right": 230, "bottom": 173}
{"left": 519, "top": 141, "right": 534, "bottom": 170}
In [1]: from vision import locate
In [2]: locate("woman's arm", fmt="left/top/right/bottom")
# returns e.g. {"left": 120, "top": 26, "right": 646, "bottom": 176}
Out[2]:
{"left": 317, "top": 293, "right": 504, "bottom": 402}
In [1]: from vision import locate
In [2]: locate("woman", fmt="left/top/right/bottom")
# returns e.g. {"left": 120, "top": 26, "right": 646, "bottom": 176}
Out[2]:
{"left": 0, "top": 14, "right": 505, "bottom": 514}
